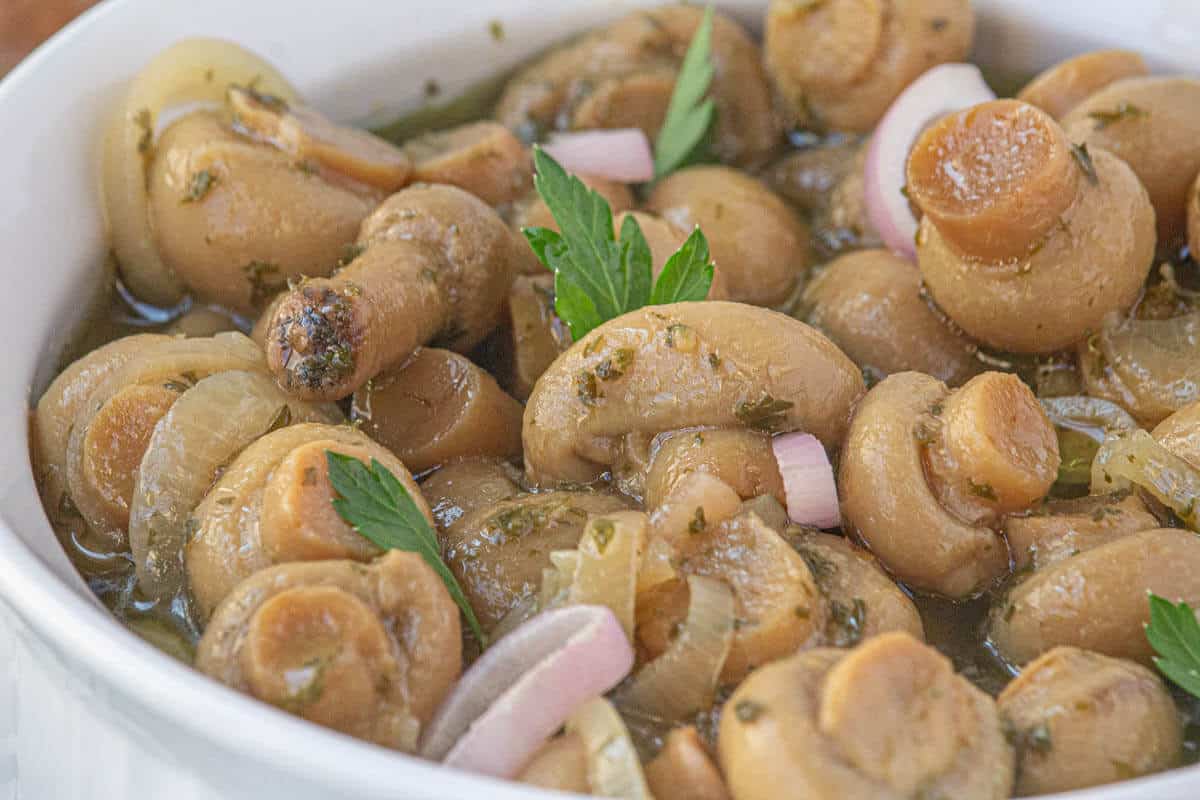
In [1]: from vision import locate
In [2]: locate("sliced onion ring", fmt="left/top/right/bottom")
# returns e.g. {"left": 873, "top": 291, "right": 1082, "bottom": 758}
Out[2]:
{"left": 1041, "top": 395, "right": 1138, "bottom": 443}
{"left": 420, "top": 605, "right": 633, "bottom": 778}
{"left": 1090, "top": 430, "right": 1200, "bottom": 530}
{"left": 542, "top": 128, "right": 654, "bottom": 184}
{"left": 565, "top": 512, "right": 644, "bottom": 640}
{"left": 128, "top": 370, "right": 338, "bottom": 601}
{"left": 613, "top": 575, "right": 733, "bottom": 722}
{"left": 102, "top": 39, "right": 298, "bottom": 305}
{"left": 863, "top": 63, "right": 996, "bottom": 260}
{"left": 772, "top": 431, "right": 840, "bottom": 529}
{"left": 568, "top": 698, "right": 654, "bottom": 799}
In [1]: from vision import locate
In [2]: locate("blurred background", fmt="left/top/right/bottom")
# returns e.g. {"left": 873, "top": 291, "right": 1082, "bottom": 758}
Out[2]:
{"left": 1, "top": 0, "right": 101, "bottom": 76}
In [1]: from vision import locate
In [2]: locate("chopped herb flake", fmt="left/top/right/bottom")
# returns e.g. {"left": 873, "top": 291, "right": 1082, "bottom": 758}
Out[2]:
{"left": 1070, "top": 143, "right": 1099, "bottom": 185}
{"left": 182, "top": 170, "right": 216, "bottom": 203}
{"left": 591, "top": 518, "right": 615, "bottom": 552}
{"left": 1088, "top": 102, "right": 1147, "bottom": 130}
{"left": 968, "top": 479, "right": 998, "bottom": 501}
{"left": 735, "top": 394, "right": 795, "bottom": 432}
{"left": 734, "top": 699, "right": 766, "bottom": 723}
{"left": 829, "top": 597, "right": 867, "bottom": 647}
{"left": 243, "top": 261, "right": 286, "bottom": 308}
{"left": 595, "top": 348, "right": 635, "bottom": 381}
{"left": 576, "top": 371, "right": 601, "bottom": 406}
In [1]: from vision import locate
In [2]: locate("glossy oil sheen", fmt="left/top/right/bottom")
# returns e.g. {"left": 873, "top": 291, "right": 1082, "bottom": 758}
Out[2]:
{"left": 1, "top": 1, "right": 1200, "bottom": 798}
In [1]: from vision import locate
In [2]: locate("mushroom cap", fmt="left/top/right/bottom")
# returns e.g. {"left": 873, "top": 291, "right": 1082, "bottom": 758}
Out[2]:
{"left": 523, "top": 301, "right": 865, "bottom": 486}
{"left": 718, "top": 633, "right": 1013, "bottom": 800}
{"left": 988, "top": 528, "right": 1200, "bottom": 666}
{"left": 998, "top": 646, "right": 1181, "bottom": 794}
{"left": 839, "top": 372, "right": 1010, "bottom": 598}
{"left": 1062, "top": 76, "right": 1200, "bottom": 241}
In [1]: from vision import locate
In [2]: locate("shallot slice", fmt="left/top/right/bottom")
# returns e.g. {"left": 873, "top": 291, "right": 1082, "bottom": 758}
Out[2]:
{"left": 542, "top": 128, "right": 655, "bottom": 184}
{"left": 419, "top": 605, "right": 634, "bottom": 778}
{"left": 772, "top": 432, "right": 841, "bottom": 529}
{"left": 863, "top": 63, "right": 996, "bottom": 260}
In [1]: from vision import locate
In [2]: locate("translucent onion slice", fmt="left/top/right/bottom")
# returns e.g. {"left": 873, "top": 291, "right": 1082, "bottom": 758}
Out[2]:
{"left": 129, "top": 370, "right": 339, "bottom": 600}
{"left": 614, "top": 575, "right": 734, "bottom": 723}
{"left": 567, "top": 698, "right": 654, "bottom": 800}
{"left": 1091, "top": 430, "right": 1200, "bottom": 530}
{"left": 565, "top": 512, "right": 646, "bottom": 641}
{"left": 1041, "top": 396, "right": 1138, "bottom": 443}
{"left": 102, "top": 39, "right": 298, "bottom": 305}
{"left": 540, "top": 550, "right": 580, "bottom": 611}
{"left": 1093, "top": 312, "right": 1200, "bottom": 425}
{"left": 638, "top": 535, "right": 678, "bottom": 595}
{"left": 420, "top": 605, "right": 634, "bottom": 778}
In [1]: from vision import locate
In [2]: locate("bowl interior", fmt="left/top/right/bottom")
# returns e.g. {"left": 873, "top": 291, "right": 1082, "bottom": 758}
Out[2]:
{"left": 1, "top": 1, "right": 1199, "bottom": 798}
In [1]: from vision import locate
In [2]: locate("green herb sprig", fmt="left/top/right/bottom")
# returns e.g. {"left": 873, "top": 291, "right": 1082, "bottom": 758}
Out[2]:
{"left": 654, "top": 5, "right": 716, "bottom": 178}
{"left": 523, "top": 148, "right": 715, "bottom": 340}
{"left": 1146, "top": 594, "right": 1200, "bottom": 698}
{"left": 326, "top": 451, "right": 486, "bottom": 647}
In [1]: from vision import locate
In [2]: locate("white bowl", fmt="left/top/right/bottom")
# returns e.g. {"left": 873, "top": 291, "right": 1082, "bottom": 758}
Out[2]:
{"left": 1, "top": 1, "right": 1199, "bottom": 797}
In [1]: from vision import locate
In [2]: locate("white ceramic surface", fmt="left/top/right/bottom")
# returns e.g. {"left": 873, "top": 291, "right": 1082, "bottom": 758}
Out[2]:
{"left": 1, "top": 1, "right": 1198, "bottom": 798}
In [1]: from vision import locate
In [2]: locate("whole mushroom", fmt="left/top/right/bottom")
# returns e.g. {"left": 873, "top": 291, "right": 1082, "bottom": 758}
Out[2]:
{"left": 185, "top": 423, "right": 430, "bottom": 620}
{"left": 988, "top": 528, "right": 1200, "bottom": 666}
{"left": 196, "top": 551, "right": 461, "bottom": 751}
{"left": 765, "top": 0, "right": 975, "bottom": 133}
{"left": 148, "top": 80, "right": 420, "bottom": 315}
{"left": 801, "top": 249, "right": 980, "bottom": 386}
{"left": 840, "top": 371, "right": 1059, "bottom": 598}
{"left": 998, "top": 646, "right": 1181, "bottom": 795}
{"left": 524, "top": 302, "right": 865, "bottom": 487}
{"left": 1017, "top": 50, "right": 1148, "bottom": 120}
{"left": 439, "top": 491, "right": 631, "bottom": 632}
{"left": 719, "top": 632, "right": 1014, "bottom": 800}
{"left": 645, "top": 167, "right": 810, "bottom": 308}
{"left": 908, "top": 99, "right": 1155, "bottom": 353}
{"left": 352, "top": 348, "right": 524, "bottom": 473}
{"left": 265, "top": 184, "right": 522, "bottom": 401}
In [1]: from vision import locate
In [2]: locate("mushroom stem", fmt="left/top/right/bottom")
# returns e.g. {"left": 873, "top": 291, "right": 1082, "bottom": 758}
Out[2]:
{"left": 907, "top": 99, "right": 1080, "bottom": 261}
{"left": 266, "top": 184, "right": 520, "bottom": 401}
{"left": 267, "top": 240, "right": 446, "bottom": 400}
{"left": 928, "top": 371, "right": 1060, "bottom": 517}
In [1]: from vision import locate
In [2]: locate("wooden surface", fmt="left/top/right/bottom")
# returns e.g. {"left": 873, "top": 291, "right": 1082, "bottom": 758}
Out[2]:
{"left": 1, "top": 0, "right": 102, "bottom": 76}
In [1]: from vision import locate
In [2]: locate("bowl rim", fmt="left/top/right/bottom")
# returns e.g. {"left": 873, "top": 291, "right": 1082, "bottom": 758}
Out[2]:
{"left": 1, "top": 1, "right": 1198, "bottom": 799}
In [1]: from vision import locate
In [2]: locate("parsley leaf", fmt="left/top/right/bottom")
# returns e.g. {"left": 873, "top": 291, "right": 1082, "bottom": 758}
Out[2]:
{"left": 1146, "top": 594, "right": 1200, "bottom": 698}
{"left": 526, "top": 147, "right": 650, "bottom": 323}
{"left": 649, "top": 227, "right": 715, "bottom": 304}
{"left": 654, "top": 5, "right": 716, "bottom": 178}
{"left": 325, "top": 451, "right": 486, "bottom": 647}
{"left": 524, "top": 147, "right": 715, "bottom": 340}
